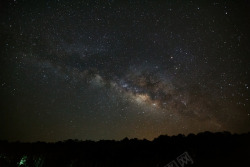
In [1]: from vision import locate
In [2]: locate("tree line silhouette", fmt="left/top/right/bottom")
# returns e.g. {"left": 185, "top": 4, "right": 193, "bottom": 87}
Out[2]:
{"left": 0, "top": 131, "right": 249, "bottom": 167}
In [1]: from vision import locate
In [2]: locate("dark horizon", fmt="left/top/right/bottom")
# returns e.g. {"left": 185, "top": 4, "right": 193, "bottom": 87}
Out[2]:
{"left": 1, "top": 131, "right": 250, "bottom": 143}
{"left": 1, "top": 131, "right": 250, "bottom": 167}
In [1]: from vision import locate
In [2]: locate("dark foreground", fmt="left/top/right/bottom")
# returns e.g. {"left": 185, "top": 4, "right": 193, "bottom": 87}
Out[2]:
{"left": 0, "top": 132, "right": 250, "bottom": 167}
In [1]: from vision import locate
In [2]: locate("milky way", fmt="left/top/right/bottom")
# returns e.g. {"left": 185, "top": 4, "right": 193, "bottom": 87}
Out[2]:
{"left": 0, "top": 0, "right": 249, "bottom": 142}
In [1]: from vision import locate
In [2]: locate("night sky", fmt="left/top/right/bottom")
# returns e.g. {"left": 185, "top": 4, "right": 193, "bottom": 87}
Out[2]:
{"left": 0, "top": 0, "right": 250, "bottom": 142}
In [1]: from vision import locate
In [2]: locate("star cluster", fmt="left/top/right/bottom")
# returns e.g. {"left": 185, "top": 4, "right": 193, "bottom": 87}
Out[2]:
{"left": 0, "top": 0, "right": 249, "bottom": 142}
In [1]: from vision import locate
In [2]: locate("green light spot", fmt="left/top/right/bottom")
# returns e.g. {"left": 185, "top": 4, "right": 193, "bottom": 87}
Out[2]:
{"left": 19, "top": 155, "right": 27, "bottom": 166}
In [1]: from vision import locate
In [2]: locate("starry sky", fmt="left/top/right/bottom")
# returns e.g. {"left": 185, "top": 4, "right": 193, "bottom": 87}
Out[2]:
{"left": 0, "top": 0, "right": 250, "bottom": 142}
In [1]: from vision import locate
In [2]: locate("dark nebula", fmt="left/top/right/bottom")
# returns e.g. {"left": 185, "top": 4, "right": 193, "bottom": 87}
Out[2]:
{"left": 0, "top": 0, "right": 250, "bottom": 142}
